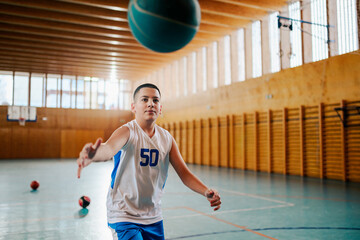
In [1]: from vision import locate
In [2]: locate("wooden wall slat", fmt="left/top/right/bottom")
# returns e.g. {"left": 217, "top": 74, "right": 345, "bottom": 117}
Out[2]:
{"left": 233, "top": 115, "right": 243, "bottom": 169}
{"left": 287, "top": 108, "right": 301, "bottom": 175}
{"left": 258, "top": 111, "right": 268, "bottom": 172}
{"left": 0, "top": 128, "right": 12, "bottom": 159}
{"left": 271, "top": 110, "right": 284, "bottom": 173}
{"left": 323, "top": 103, "right": 343, "bottom": 180}
{"left": 303, "top": 105, "right": 320, "bottom": 178}
{"left": 181, "top": 121, "right": 188, "bottom": 162}
{"left": 245, "top": 113, "right": 255, "bottom": 170}
{"left": 220, "top": 116, "right": 229, "bottom": 167}
{"left": 229, "top": 115, "right": 235, "bottom": 168}
{"left": 340, "top": 100, "right": 347, "bottom": 181}
{"left": 268, "top": 110, "right": 272, "bottom": 173}
{"left": 210, "top": 117, "right": 220, "bottom": 167}
{"left": 187, "top": 120, "right": 195, "bottom": 164}
{"left": 346, "top": 100, "right": 360, "bottom": 182}
{"left": 202, "top": 118, "right": 211, "bottom": 166}
{"left": 194, "top": 119, "right": 202, "bottom": 165}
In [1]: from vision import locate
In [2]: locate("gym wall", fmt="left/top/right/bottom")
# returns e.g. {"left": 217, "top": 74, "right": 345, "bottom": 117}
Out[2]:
{"left": 157, "top": 51, "right": 360, "bottom": 182}
{"left": 0, "top": 108, "right": 133, "bottom": 159}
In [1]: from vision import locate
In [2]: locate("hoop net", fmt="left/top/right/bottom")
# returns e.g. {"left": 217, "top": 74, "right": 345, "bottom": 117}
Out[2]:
{"left": 19, "top": 118, "right": 26, "bottom": 126}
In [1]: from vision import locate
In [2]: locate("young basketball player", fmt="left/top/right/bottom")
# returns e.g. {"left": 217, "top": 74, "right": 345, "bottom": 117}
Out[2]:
{"left": 77, "top": 83, "right": 221, "bottom": 240}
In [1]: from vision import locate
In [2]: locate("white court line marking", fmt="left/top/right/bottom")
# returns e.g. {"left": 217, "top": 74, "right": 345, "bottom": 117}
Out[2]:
{"left": 165, "top": 189, "right": 294, "bottom": 220}
{"left": 220, "top": 189, "right": 295, "bottom": 205}
{"left": 165, "top": 204, "right": 292, "bottom": 220}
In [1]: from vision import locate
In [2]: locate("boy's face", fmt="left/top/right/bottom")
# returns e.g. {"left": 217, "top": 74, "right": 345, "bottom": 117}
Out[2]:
{"left": 131, "top": 87, "right": 162, "bottom": 121}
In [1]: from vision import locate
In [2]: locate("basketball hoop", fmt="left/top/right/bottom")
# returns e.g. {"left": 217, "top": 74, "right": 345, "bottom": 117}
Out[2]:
{"left": 19, "top": 118, "right": 26, "bottom": 127}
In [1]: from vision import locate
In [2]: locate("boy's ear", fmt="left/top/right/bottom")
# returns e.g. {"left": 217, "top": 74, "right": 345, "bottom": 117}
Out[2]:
{"left": 159, "top": 105, "right": 162, "bottom": 115}
{"left": 131, "top": 103, "right": 136, "bottom": 113}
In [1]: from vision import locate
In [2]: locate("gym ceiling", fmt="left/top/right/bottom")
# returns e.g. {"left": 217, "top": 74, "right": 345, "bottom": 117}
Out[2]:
{"left": 0, "top": 0, "right": 288, "bottom": 81}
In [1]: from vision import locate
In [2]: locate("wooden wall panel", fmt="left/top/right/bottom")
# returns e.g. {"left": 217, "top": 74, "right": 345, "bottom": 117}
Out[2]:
{"left": 180, "top": 122, "right": 188, "bottom": 162}
{"left": 202, "top": 119, "right": 211, "bottom": 166}
{"left": 194, "top": 120, "right": 202, "bottom": 165}
{"left": 169, "top": 122, "right": 175, "bottom": 138}
{"left": 245, "top": 114, "right": 255, "bottom": 170}
{"left": 175, "top": 122, "right": 181, "bottom": 151}
{"left": 37, "top": 129, "right": 61, "bottom": 158}
{"left": 0, "top": 128, "right": 12, "bottom": 159}
{"left": 219, "top": 116, "right": 229, "bottom": 167}
{"left": 161, "top": 98, "right": 360, "bottom": 182}
{"left": 12, "top": 128, "right": 30, "bottom": 159}
{"left": 60, "top": 129, "right": 104, "bottom": 158}
{"left": 233, "top": 115, "right": 243, "bottom": 169}
{"left": 286, "top": 108, "right": 301, "bottom": 175}
{"left": 258, "top": 112, "right": 268, "bottom": 172}
{"left": 346, "top": 100, "right": 360, "bottom": 182}
{"left": 61, "top": 130, "right": 77, "bottom": 158}
{"left": 271, "top": 110, "right": 284, "bottom": 173}
{"left": 303, "top": 106, "right": 321, "bottom": 178}
{"left": 323, "top": 103, "right": 343, "bottom": 180}
{"left": 0, "top": 107, "right": 133, "bottom": 159}
{"left": 187, "top": 121, "right": 195, "bottom": 164}
{"left": 210, "top": 117, "right": 219, "bottom": 167}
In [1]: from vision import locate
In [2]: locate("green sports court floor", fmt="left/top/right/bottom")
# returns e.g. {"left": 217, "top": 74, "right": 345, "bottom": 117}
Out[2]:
{"left": 0, "top": 159, "right": 359, "bottom": 240}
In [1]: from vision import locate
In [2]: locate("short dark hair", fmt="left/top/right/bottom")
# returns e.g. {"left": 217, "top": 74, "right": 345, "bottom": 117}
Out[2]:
{"left": 133, "top": 83, "right": 161, "bottom": 101}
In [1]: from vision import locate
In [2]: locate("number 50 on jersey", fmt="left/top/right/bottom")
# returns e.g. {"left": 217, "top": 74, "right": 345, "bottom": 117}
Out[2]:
{"left": 140, "top": 148, "right": 159, "bottom": 167}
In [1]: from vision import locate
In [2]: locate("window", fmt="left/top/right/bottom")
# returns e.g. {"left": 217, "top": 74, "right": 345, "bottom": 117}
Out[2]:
{"left": 76, "top": 77, "right": 84, "bottom": 109}
{"left": 212, "top": 42, "right": 218, "bottom": 88}
{"left": 57, "top": 75, "right": 61, "bottom": 108}
{"left": 289, "top": 1, "right": 303, "bottom": 67}
{"left": 269, "top": 12, "right": 281, "bottom": 73}
{"left": 202, "top": 47, "right": 207, "bottom": 91}
{"left": 192, "top": 52, "right": 197, "bottom": 93}
{"left": 98, "top": 78, "right": 105, "bottom": 109}
{"left": 30, "top": 74, "right": 44, "bottom": 107}
{"left": 84, "top": 77, "right": 91, "bottom": 109}
{"left": 0, "top": 71, "right": 131, "bottom": 110}
{"left": 105, "top": 79, "right": 119, "bottom": 110}
{"left": 119, "top": 79, "right": 125, "bottom": 109}
{"left": 91, "top": 78, "right": 98, "bottom": 109}
{"left": 311, "top": 0, "right": 329, "bottom": 61}
{"left": 71, "top": 78, "right": 76, "bottom": 108}
{"left": 121, "top": 79, "right": 132, "bottom": 110}
{"left": 337, "top": 0, "right": 359, "bottom": 54}
{"left": 174, "top": 61, "right": 180, "bottom": 97}
{"left": 224, "top": 35, "right": 231, "bottom": 85}
{"left": 46, "top": 75, "right": 58, "bottom": 108}
{"left": 182, "top": 57, "right": 187, "bottom": 96}
{"left": 252, "top": 21, "right": 262, "bottom": 78}
{"left": 0, "top": 71, "right": 13, "bottom": 105}
{"left": 237, "top": 29, "right": 246, "bottom": 81}
{"left": 61, "top": 76, "right": 71, "bottom": 108}
{"left": 14, "top": 72, "right": 29, "bottom": 106}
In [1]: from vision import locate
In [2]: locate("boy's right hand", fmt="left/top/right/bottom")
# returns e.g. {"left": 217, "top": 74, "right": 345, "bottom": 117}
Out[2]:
{"left": 77, "top": 138, "right": 102, "bottom": 178}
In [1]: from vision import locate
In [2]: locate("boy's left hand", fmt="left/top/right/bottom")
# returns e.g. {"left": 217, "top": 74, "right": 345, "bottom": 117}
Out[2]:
{"left": 205, "top": 189, "right": 221, "bottom": 211}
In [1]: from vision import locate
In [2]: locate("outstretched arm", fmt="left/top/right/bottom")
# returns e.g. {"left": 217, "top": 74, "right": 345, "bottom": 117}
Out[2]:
{"left": 77, "top": 126, "right": 130, "bottom": 178}
{"left": 169, "top": 138, "right": 221, "bottom": 211}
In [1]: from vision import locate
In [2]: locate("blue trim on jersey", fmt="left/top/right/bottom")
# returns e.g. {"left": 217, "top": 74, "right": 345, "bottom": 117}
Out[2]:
{"left": 162, "top": 175, "right": 168, "bottom": 189}
{"left": 111, "top": 150, "right": 122, "bottom": 189}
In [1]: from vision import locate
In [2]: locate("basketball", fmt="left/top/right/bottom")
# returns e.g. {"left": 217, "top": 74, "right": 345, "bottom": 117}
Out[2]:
{"left": 127, "top": 0, "right": 201, "bottom": 53}
{"left": 79, "top": 196, "right": 91, "bottom": 208}
{"left": 30, "top": 180, "right": 39, "bottom": 190}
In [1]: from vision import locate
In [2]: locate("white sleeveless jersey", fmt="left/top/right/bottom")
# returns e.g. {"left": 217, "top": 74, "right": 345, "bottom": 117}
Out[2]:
{"left": 106, "top": 120, "right": 173, "bottom": 225}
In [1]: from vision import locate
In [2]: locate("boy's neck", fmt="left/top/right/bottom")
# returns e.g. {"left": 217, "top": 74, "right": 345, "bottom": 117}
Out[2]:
{"left": 135, "top": 118, "right": 156, "bottom": 137}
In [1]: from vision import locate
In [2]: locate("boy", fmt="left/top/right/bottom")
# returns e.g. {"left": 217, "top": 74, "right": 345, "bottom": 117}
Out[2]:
{"left": 77, "top": 83, "right": 221, "bottom": 240}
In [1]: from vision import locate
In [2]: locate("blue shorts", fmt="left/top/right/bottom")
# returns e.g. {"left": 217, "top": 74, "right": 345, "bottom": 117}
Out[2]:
{"left": 108, "top": 221, "right": 165, "bottom": 240}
